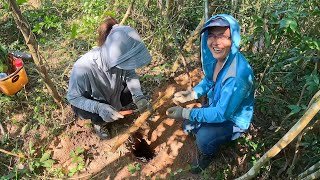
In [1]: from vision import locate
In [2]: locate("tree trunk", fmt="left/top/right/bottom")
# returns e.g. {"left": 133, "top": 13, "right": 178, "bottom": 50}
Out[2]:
{"left": 8, "top": 0, "right": 62, "bottom": 104}
{"left": 236, "top": 91, "right": 320, "bottom": 180}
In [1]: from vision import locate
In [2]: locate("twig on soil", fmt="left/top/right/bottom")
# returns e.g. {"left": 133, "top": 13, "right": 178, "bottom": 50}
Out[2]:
{"left": 0, "top": 122, "right": 5, "bottom": 135}
{"left": 59, "top": 118, "right": 76, "bottom": 126}
{"left": 111, "top": 85, "right": 175, "bottom": 152}
{"left": 0, "top": 162, "right": 13, "bottom": 170}
{"left": 0, "top": 148, "right": 24, "bottom": 158}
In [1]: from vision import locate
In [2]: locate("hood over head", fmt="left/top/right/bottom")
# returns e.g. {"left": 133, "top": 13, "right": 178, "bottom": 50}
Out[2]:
{"left": 99, "top": 25, "right": 151, "bottom": 71}
{"left": 200, "top": 14, "right": 241, "bottom": 78}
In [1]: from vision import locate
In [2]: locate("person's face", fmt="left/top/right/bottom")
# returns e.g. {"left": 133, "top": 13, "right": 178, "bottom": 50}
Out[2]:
{"left": 207, "top": 26, "right": 231, "bottom": 62}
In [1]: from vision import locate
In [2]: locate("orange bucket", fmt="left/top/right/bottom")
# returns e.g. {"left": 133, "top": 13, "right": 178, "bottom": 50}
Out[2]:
{"left": 0, "top": 56, "right": 28, "bottom": 96}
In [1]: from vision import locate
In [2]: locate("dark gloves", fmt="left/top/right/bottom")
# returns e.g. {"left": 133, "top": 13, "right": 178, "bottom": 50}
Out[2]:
{"left": 133, "top": 95, "right": 152, "bottom": 113}
{"left": 97, "top": 103, "right": 124, "bottom": 122}
{"left": 166, "top": 106, "right": 192, "bottom": 120}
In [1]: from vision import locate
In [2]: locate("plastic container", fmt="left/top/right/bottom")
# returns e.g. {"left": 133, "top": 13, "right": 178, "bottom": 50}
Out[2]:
{"left": 0, "top": 55, "right": 28, "bottom": 96}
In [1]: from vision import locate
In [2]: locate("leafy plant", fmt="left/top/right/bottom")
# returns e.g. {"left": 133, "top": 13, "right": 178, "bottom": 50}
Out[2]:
{"left": 68, "top": 147, "right": 85, "bottom": 177}
{"left": 26, "top": 141, "right": 55, "bottom": 172}
{"left": 128, "top": 163, "right": 140, "bottom": 174}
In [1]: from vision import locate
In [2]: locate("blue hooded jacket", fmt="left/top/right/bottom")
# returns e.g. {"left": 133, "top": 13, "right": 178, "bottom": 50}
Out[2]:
{"left": 189, "top": 14, "right": 254, "bottom": 130}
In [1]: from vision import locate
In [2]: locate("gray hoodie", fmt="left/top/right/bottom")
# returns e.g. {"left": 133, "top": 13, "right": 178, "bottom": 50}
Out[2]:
{"left": 67, "top": 25, "right": 151, "bottom": 114}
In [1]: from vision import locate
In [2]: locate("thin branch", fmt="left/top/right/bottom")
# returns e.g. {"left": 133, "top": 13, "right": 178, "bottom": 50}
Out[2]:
{"left": 0, "top": 148, "right": 24, "bottom": 158}
{"left": 300, "top": 167, "right": 320, "bottom": 180}
{"left": 256, "top": 37, "right": 284, "bottom": 92}
{"left": 298, "top": 161, "right": 320, "bottom": 179}
{"left": 165, "top": 11, "right": 192, "bottom": 87}
{"left": 0, "top": 122, "right": 5, "bottom": 135}
{"left": 119, "top": 0, "right": 135, "bottom": 25}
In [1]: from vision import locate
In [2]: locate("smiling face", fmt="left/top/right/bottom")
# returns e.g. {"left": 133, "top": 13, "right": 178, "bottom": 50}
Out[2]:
{"left": 207, "top": 26, "right": 232, "bottom": 63}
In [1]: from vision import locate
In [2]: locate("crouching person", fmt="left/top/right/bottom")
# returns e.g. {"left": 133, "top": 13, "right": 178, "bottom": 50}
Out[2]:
{"left": 166, "top": 14, "right": 254, "bottom": 174}
{"left": 67, "top": 17, "right": 151, "bottom": 139}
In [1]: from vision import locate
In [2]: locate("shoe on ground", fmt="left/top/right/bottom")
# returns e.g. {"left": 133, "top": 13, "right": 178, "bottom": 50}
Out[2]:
{"left": 93, "top": 124, "right": 110, "bottom": 140}
{"left": 190, "top": 153, "right": 214, "bottom": 174}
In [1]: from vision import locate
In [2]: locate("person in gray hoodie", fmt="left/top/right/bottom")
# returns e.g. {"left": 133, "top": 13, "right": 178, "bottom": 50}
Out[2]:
{"left": 67, "top": 17, "right": 152, "bottom": 139}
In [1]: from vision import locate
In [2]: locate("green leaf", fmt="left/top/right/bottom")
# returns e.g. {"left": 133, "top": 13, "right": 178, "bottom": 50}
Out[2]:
{"left": 264, "top": 31, "right": 271, "bottom": 48}
{"left": 71, "top": 24, "right": 78, "bottom": 39}
{"left": 40, "top": 151, "right": 51, "bottom": 162}
{"left": 279, "top": 18, "right": 298, "bottom": 33}
{"left": 75, "top": 147, "right": 84, "bottom": 155}
{"left": 288, "top": 105, "right": 301, "bottom": 114}
{"left": 68, "top": 167, "right": 78, "bottom": 177}
{"left": 70, "top": 150, "right": 75, "bottom": 158}
{"left": 16, "top": 0, "right": 28, "bottom": 5}
{"left": 29, "top": 141, "right": 35, "bottom": 156}
{"left": 135, "top": 163, "right": 140, "bottom": 171}
{"left": 77, "top": 162, "right": 85, "bottom": 170}
{"left": 41, "top": 159, "right": 55, "bottom": 168}
{"left": 104, "top": 11, "right": 115, "bottom": 17}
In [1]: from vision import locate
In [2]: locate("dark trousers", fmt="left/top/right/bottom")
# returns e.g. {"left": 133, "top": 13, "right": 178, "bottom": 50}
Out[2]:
{"left": 183, "top": 120, "right": 234, "bottom": 155}
{"left": 182, "top": 103, "right": 234, "bottom": 155}
{"left": 72, "top": 84, "right": 132, "bottom": 126}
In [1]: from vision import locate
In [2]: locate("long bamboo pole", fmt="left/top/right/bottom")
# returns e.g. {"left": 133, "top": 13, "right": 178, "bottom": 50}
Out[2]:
{"left": 236, "top": 92, "right": 320, "bottom": 180}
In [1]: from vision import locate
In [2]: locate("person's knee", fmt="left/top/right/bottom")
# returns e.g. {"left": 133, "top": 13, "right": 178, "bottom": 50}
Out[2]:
{"left": 195, "top": 127, "right": 232, "bottom": 154}
{"left": 196, "top": 131, "right": 214, "bottom": 154}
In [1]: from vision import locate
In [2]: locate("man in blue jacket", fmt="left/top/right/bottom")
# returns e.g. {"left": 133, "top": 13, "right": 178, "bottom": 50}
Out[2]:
{"left": 166, "top": 14, "right": 254, "bottom": 174}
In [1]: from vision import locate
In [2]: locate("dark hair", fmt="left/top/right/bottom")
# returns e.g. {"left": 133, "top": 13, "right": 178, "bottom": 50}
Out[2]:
{"left": 97, "top": 16, "right": 118, "bottom": 46}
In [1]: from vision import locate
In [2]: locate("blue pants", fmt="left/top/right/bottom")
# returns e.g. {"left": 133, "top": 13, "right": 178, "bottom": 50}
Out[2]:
{"left": 183, "top": 120, "right": 234, "bottom": 155}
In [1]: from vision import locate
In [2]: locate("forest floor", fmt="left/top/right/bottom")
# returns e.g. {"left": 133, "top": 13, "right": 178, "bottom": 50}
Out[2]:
{"left": 1, "top": 65, "right": 260, "bottom": 179}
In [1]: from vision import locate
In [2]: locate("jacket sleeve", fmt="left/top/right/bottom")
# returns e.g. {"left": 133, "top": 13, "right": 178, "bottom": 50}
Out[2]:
{"left": 192, "top": 76, "right": 213, "bottom": 99}
{"left": 189, "top": 77, "right": 250, "bottom": 123}
{"left": 67, "top": 67, "right": 100, "bottom": 114}
{"left": 125, "top": 69, "right": 144, "bottom": 98}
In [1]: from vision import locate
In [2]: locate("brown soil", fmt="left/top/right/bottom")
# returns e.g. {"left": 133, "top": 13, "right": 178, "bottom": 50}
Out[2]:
{"left": 46, "top": 69, "right": 205, "bottom": 180}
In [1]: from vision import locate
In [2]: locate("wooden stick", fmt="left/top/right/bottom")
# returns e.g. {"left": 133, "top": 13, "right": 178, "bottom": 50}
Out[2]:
{"left": 111, "top": 85, "right": 175, "bottom": 152}
{"left": 0, "top": 122, "right": 5, "bottom": 135}
{"left": 0, "top": 148, "right": 24, "bottom": 158}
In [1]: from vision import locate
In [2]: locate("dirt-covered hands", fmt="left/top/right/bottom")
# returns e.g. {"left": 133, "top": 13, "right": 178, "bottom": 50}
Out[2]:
{"left": 97, "top": 103, "right": 124, "bottom": 122}
{"left": 166, "top": 106, "right": 192, "bottom": 120}
{"left": 173, "top": 90, "right": 196, "bottom": 104}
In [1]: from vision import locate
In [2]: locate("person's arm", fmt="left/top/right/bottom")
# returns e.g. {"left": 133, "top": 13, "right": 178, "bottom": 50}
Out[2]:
{"left": 192, "top": 76, "right": 213, "bottom": 99}
{"left": 67, "top": 67, "right": 100, "bottom": 114}
{"left": 125, "top": 69, "right": 151, "bottom": 112}
{"left": 125, "top": 69, "right": 143, "bottom": 98}
{"left": 189, "top": 77, "right": 251, "bottom": 123}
